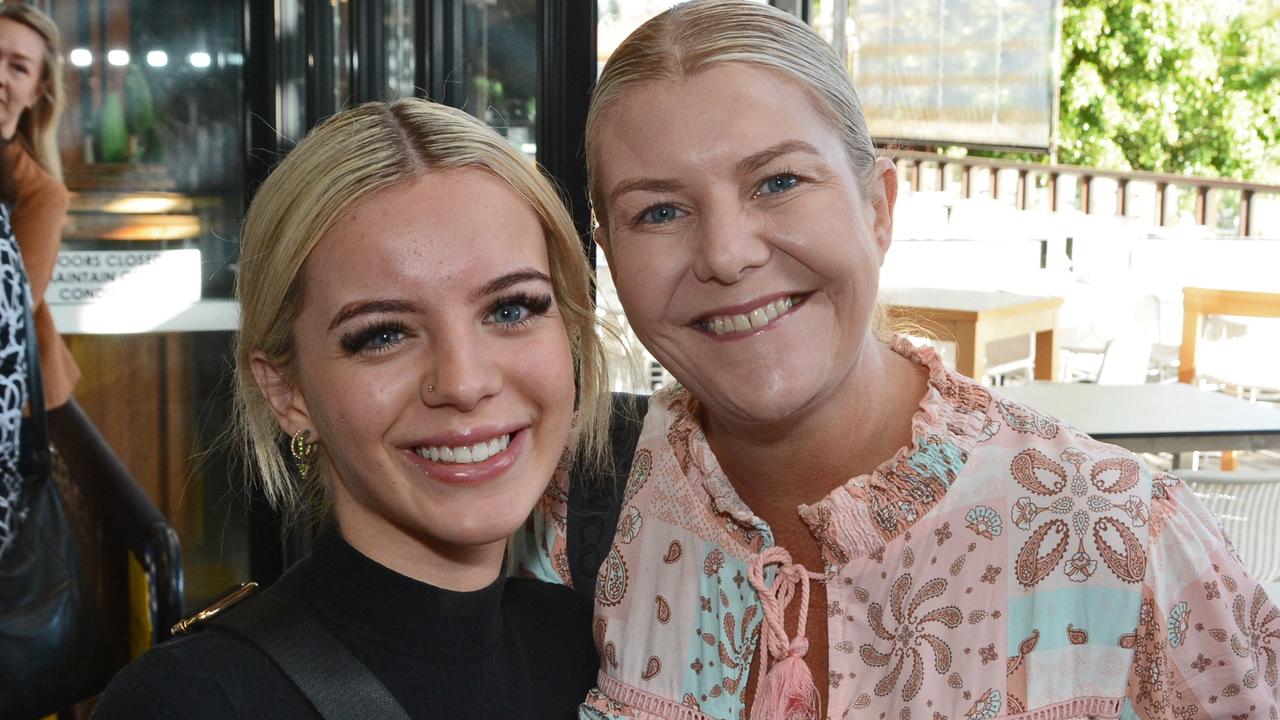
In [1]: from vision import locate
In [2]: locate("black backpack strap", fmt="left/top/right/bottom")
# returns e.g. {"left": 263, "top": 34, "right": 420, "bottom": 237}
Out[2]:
{"left": 204, "top": 591, "right": 411, "bottom": 720}
{"left": 566, "top": 392, "right": 649, "bottom": 605}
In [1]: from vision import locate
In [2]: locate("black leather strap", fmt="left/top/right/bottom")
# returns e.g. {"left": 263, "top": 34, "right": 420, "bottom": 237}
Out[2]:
{"left": 566, "top": 393, "right": 648, "bottom": 605}
{"left": 206, "top": 593, "right": 411, "bottom": 720}
{"left": 19, "top": 283, "right": 50, "bottom": 493}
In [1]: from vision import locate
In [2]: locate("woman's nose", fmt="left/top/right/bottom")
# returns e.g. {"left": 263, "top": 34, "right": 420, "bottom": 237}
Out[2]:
{"left": 691, "top": 206, "right": 773, "bottom": 284}
{"left": 423, "top": 331, "right": 502, "bottom": 412}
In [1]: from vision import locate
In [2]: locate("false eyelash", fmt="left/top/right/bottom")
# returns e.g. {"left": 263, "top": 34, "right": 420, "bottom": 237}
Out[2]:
{"left": 488, "top": 291, "right": 554, "bottom": 327}
{"left": 339, "top": 319, "right": 409, "bottom": 355}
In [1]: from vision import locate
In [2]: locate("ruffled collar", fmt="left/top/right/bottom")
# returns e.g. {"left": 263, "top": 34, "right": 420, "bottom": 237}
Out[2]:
{"left": 654, "top": 336, "right": 992, "bottom": 569}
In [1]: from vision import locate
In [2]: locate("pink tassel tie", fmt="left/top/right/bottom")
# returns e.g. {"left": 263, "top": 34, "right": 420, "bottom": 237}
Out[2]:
{"left": 746, "top": 546, "right": 822, "bottom": 720}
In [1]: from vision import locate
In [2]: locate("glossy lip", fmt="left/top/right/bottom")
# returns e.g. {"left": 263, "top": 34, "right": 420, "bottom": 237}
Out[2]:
{"left": 691, "top": 291, "right": 810, "bottom": 340}
{"left": 403, "top": 425, "right": 528, "bottom": 486}
{"left": 411, "top": 423, "right": 524, "bottom": 449}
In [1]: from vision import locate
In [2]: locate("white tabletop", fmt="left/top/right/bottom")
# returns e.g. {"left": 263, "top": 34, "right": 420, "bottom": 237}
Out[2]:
{"left": 997, "top": 382, "right": 1280, "bottom": 454}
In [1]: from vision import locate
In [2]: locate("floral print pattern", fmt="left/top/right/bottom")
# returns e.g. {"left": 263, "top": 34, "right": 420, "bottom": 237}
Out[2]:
{"left": 510, "top": 339, "right": 1280, "bottom": 719}
{"left": 859, "top": 574, "right": 962, "bottom": 700}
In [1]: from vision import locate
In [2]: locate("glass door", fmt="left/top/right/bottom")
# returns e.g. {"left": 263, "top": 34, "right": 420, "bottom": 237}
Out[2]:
{"left": 462, "top": 0, "right": 538, "bottom": 159}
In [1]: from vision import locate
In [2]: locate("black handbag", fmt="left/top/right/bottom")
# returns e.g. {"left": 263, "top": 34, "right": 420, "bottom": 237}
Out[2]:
{"left": 0, "top": 292, "right": 103, "bottom": 719}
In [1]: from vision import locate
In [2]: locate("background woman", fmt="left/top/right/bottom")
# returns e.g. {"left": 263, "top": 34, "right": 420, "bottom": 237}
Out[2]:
{"left": 514, "top": 2, "right": 1280, "bottom": 718}
{"left": 0, "top": 2, "right": 76, "bottom": 409}
{"left": 94, "top": 98, "right": 609, "bottom": 718}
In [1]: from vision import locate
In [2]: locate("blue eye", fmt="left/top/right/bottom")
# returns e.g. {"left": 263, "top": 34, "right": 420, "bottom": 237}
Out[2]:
{"left": 490, "top": 303, "right": 529, "bottom": 325}
{"left": 366, "top": 328, "right": 403, "bottom": 348}
{"left": 340, "top": 322, "right": 408, "bottom": 355}
{"left": 758, "top": 174, "right": 799, "bottom": 195}
{"left": 486, "top": 292, "right": 553, "bottom": 329}
{"left": 640, "top": 204, "right": 683, "bottom": 225}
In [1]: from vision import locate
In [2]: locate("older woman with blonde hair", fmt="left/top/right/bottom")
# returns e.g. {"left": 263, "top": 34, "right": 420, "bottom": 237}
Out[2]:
{"left": 94, "top": 98, "right": 608, "bottom": 719}
{"left": 0, "top": 2, "right": 78, "bottom": 410}
{"left": 514, "top": 1, "right": 1280, "bottom": 718}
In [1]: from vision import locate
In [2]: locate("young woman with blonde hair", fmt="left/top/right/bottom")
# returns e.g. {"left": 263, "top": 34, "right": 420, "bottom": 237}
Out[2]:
{"left": 514, "top": 2, "right": 1280, "bottom": 718}
{"left": 0, "top": 2, "right": 78, "bottom": 409}
{"left": 95, "top": 98, "right": 608, "bottom": 719}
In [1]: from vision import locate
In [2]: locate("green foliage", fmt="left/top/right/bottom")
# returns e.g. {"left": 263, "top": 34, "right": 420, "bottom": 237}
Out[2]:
{"left": 1057, "top": 0, "right": 1280, "bottom": 181}
{"left": 123, "top": 65, "right": 156, "bottom": 136}
{"left": 96, "top": 92, "right": 128, "bottom": 163}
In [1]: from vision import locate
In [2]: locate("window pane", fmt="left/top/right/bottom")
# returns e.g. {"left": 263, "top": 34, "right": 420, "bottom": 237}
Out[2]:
{"left": 384, "top": 0, "right": 416, "bottom": 100}
{"left": 47, "top": 0, "right": 249, "bottom": 609}
{"left": 52, "top": 0, "right": 245, "bottom": 303}
{"left": 333, "top": 0, "right": 352, "bottom": 108}
{"left": 463, "top": 0, "right": 537, "bottom": 159}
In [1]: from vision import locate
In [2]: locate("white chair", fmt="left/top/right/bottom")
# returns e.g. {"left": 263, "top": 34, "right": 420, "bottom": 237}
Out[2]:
{"left": 1095, "top": 337, "right": 1154, "bottom": 385}
{"left": 1180, "top": 469, "right": 1280, "bottom": 589}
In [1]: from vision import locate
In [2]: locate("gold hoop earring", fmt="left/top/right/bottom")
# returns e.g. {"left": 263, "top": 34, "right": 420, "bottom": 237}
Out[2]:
{"left": 290, "top": 429, "right": 318, "bottom": 479}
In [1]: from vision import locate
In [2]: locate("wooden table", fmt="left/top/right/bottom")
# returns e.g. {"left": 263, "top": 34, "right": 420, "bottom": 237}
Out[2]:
{"left": 1179, "top": 287, "right": 1280, "bottom": 384}
{"left": 1178, "top": 287, "right": 1280, "bottom": 469}
{"left": 998, "top": 382, "right": 1280, "bottom": 455}
{"left": 881, "top": 288, "right": 1063, "bottom": 381}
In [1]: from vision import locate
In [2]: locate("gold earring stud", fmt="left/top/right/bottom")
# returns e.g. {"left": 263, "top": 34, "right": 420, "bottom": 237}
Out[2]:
{"left": 290, "top": 429, "right": 318, "bottom": 479}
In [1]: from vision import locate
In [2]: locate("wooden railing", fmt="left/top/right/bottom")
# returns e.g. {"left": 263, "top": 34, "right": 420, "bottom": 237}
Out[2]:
{"left": 888, "top": 149, "right": 1280, "bottom": 237}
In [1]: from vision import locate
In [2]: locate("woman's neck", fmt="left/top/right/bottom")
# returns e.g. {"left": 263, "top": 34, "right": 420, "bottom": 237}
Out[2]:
{"left": 703, "top": 339, "right": 928, "bottom": 522}
{"left": 334, "top": 506, "right": 506, "bottom": 591}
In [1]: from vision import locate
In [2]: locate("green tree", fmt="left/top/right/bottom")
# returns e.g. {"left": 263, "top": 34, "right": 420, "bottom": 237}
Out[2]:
{"left": 1057, "top": 0, "right": 1280, "bottom": 182}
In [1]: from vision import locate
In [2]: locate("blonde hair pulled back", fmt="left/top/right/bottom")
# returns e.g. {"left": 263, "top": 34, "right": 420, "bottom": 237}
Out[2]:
{"left": 586, "top": 0, "right": 877, "bottom": 232}
{"left": 0, "top": 2, "right": 65, "bottom": 180}
{"left": 235, "top": 99, "right": 609, "bottom": 526}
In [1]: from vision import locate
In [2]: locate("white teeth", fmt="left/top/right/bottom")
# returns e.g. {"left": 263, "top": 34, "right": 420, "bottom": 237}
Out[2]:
{"left": 702, "top": 296, "right": 799, "bottom": 336}
{"left": 417, "top": 433, "right": 513, "bottom": 465}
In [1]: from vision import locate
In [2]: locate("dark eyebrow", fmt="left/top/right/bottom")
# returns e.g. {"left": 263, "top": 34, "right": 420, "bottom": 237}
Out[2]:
{"left": 327, "top": 299, "right": 421, "bottom": 331}
{"left": 606, "top": 178, "right": 686, "bottom": 206}
{"left": 736, "top": 140, "right": 824, "bottom": 176}
{"left": 469, "top": 269, "right": 552, "bottom": 301}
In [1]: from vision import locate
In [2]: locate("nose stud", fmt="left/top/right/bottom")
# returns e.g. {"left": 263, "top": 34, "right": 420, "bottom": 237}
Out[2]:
{"left": 427, "top": 384, "right": 434, "bottom": 393}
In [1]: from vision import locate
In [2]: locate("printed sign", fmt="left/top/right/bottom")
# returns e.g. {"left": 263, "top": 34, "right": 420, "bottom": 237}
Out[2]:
{"left": 46, "top": 249, "right": 201, "bottom": 305}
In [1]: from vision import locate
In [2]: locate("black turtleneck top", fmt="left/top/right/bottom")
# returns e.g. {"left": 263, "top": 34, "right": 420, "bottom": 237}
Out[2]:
{"left": 92, "top": 530, "right": 597, "bottom": 719}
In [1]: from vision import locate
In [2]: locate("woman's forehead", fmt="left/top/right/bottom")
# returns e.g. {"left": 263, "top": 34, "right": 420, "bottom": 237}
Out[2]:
{"left": 593, "top": 65, "right": 842, "bottom": 180}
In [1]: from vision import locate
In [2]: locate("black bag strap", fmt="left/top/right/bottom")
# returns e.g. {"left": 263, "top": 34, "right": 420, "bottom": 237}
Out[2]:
{"left": 566, "top": 392, "right": 648, "bottom": 605}
{"left": 206, "top": 592, "right": 412, "bottom": 720}
{"left": 20, "top": 282, "right": 50, "bottom": 493}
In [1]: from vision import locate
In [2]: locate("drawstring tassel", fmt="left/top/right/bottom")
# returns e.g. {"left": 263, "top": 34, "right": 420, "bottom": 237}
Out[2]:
{"left": 747, "top": 547, "right": 822, "bottom": 720}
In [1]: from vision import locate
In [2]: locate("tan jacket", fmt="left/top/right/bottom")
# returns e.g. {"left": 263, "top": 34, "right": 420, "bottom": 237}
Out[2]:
{"left": 9, "top": 142, "right": 79, "bottom": 408}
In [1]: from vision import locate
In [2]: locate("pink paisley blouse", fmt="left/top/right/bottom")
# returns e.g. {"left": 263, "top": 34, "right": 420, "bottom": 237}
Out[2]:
{"left": 512, "top": 339, "right": 1280, "bottom": 719}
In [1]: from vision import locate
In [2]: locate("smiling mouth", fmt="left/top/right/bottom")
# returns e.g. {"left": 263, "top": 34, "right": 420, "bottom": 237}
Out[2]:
{"left": 414, "top": 433, "right": 511, "bottom": 464}
{"left": 698, "top": 294, "right": 804, "bottom": 336}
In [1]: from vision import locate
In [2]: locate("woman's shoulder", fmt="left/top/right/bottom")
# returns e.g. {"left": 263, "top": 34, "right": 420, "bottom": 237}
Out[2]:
{"left": 92, "top": 628, "right": 315, "bottom": 719}
{"left": 6, "top": 143, "right": 67, "bottom": 205}
{"left": 504, "top": 576, "right": 594, "bottom": 628}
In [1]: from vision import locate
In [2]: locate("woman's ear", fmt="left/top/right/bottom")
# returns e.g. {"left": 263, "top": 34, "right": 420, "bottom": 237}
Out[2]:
{"left": 593, "top": 226, "right": 619, "bottom": 284}
{"left": 250, "top": 351, "right": 312, "bottom": 437}
{"left": 870, "top": 157, "right": 898, "bottom": 263}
